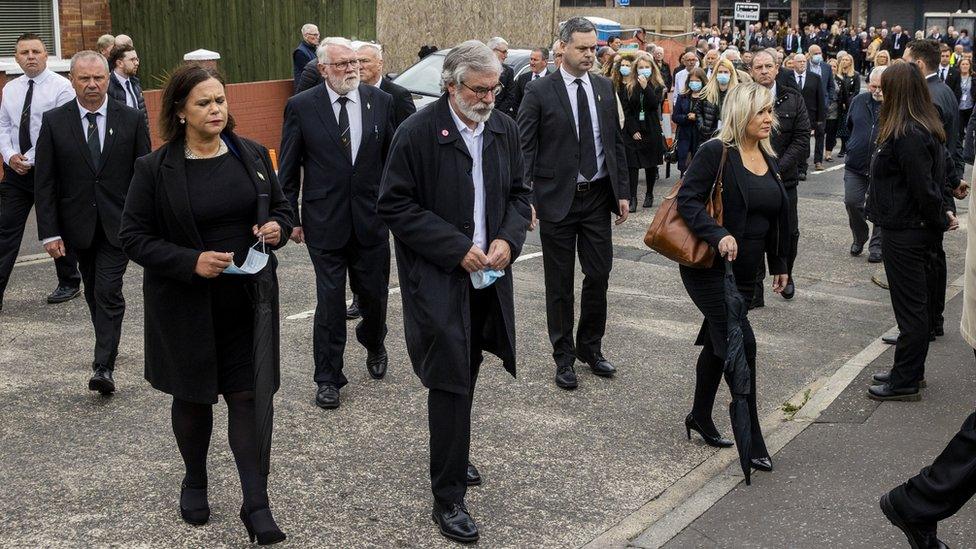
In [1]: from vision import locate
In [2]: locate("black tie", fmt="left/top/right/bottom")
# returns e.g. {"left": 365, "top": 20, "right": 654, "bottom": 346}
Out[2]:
{"left": 798, "top": 74, "right": 804, "bottom": 88}
{"left": 19, "top": 79, "right": 34, "bottom": 154}
{"left": 941, "top": 68, "right": 947, "bottom": 81}
{"left": 575, "top": 79, "right": 598, "bottom": 181}
{"left": 125, "top": 80, "right": 138, "bottom": 108}
{"left": 336, "top": 96, "right": 351, "bottom": 162}
{"left": 85, "top": 112, "right": 101, "bottom": 170}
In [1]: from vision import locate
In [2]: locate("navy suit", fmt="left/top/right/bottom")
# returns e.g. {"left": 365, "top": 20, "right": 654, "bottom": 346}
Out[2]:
{"left": 279, "top": 83, "right": 395, "bottom": 387}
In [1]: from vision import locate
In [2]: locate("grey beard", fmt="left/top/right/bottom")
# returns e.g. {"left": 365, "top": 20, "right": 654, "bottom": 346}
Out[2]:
{"left": 332, "top": 75, "right": 360, "bottom": 95}
{"left": 457, "top": 95, "right": 493, "bottom": 123}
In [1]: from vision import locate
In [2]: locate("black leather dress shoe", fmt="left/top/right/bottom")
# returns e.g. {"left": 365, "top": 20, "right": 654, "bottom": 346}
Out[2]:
{"left": 868, "top": 383, "right": 921, "bottom": 402}
{"left": 643, "top": 195, "right": 654, "bottom": 208}
{"left": 555, "top": 364, "right": 578, "bottom": 390}
{"left": 880, "top": 493, "right": 948, "bottom": 549}
{"left": 629, "top": 196, "right": 637, "bottom": 213}
{"left": 466, "top": 463, "right": 481, "bottom": 486}
{"left": 578, "top": 353, "right": 616, "bottom": 377}
{"left": 872, "top": 372, "right": 927, "bottom": 388}
{"left": 47, "top": 285, "right": 81, "bottom": 304}
{"left": 882, "top": 332, "right": 935, "bottom": 344}
{"left": 366, "top": 346, "right": 388, "bottom": 380}
{"left": 798, "top": 172, "right": 807, "bottom": 181}
{"left": 750, "top": 457, "right": 773, "bottom": 472}
{"left": 868, "top": 251, "right": 883, "bottom": 263}
{"left": 432, "top": 501, "right": 479, "bottom": 543}
{"left": 315, "top": 383, "right": 340, "bottom": 409}
{"left": 850, "top": 242, "right": 864, "bottom": 256}
{"left": 781, "top": 279, "right": 795, "bottom": 300}
{"left": 346, "top": 296, "right": 361, "bottom": 320}
{"left": 88, "top": 365, "right": 115, "bottom": 395}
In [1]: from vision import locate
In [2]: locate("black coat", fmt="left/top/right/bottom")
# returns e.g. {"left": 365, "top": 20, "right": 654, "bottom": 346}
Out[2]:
{"left": 795, "top": 71, "right": 825, "bottom": 123}
{"left": 34, "top": 98, "right": 151, "bottom": 249}
{"left": 293, "top": 41, "right": 316, "bottom": 92}
{"left": 692, "top": 91, "right": 724, "bottom": 142}
{"left": 866, "top": 124, "right": 947, "bottom": 231}
{"left": 620, "top": 83, "right": 665, "bottom": 168}
{"left": 107, "top": 72, "right": 149, "bottom": 134}
{"left": 517, "top": 70, "right": 628, "bottom": 222}
{"left": 118, "top": 133, "right": 294, "bottom": 403}
{"left": 927, "top": 75, "right": 964, "bottom": 188}
{"left": 677, "top": 139, "right": 791, "bottom": 274}
{"left": 769, "top": 83, "right": 811, "bottom": 186}
{"left": 512, "top": 69, "right": 549, "bottom": 117}
{"left": 377, "top": 95, "right": 532, "bottom": 395}
{"left": 296, "top": 58, "right": 320, "bottom": 94}
{"left": 278, "top": 83, "right": 394, "bottom": 250}
{"left": 844, "top": 92, "right": 881, "bottom": 176}
{"left": 495, "top": 64, "right": 518, "bottom": 119}
{"left": 939, "top": 65, "right": 963, "bottom": 102}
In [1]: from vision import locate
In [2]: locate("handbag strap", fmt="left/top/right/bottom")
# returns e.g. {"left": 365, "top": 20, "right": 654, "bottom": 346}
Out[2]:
{"left": 706, "top": 145, "right": 728, "bottom": 205}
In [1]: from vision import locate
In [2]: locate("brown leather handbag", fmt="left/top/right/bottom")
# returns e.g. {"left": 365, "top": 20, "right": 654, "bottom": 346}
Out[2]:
{"left": 643, "top": 146, "right": 727, "bottom": 268}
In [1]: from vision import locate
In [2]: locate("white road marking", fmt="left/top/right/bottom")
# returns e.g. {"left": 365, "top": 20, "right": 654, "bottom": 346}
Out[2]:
{"left": 811, "top": 163, "right": 846, "bottom": 174}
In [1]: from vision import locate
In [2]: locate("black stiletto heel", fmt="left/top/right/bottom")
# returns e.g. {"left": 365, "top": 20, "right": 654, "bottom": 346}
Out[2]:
{"left": 684, "top": 414, "right": 735, "bottom": 448}
{"left": 179, "top": 481, "right": 210, "bottom": 526}
{"left": 240, "top": 505, "right": 286, "bottom": 545}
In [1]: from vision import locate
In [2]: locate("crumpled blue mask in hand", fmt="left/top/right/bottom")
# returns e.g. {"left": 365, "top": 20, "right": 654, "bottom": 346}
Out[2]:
{"left": 224, "top": 237, "right": 269, "bottom": 275}
{"left": 470, "top": 268, "right": 505, "bottom": 289}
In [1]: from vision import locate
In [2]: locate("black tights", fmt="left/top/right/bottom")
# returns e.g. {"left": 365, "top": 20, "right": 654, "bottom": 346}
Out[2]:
{"left": 628, "top": 167, "right": 658, "bottom": 201}
{"left": 172, "top": 391, "right": 269, "bottom": 511}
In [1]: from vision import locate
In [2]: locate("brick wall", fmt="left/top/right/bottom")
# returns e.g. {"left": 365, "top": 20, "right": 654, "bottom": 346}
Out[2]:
{"left": 58, "top": 0, "right": 113, "bottom": 58}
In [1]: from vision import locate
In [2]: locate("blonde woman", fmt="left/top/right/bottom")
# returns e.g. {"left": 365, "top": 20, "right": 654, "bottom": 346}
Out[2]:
{"left": 831, "top": 53, "right": 860, "bottom": 158}
{"left": 621, "top": 51, "right": 666, "bottom": 208}
{"left": 693, "top": 58, "right": 739, "bottom": 142}
{"left": 874, "top": 49, "right": 891, "bottom": 68}
{"left": 676, "top": 83, "right": 790, "bottom": 477}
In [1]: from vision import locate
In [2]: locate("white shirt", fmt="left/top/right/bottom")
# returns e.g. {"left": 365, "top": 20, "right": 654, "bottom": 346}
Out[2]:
{"left": 531, "top": 69, "right": 547, "bottom": 80}
{"left": 673, "top": 68, "right": 689, "bottom": 104}
{"left": 78, "top": 96, "right": 108, "bottom": 153}
{"left": 707, "top": 36, "right": 721, "bottom": 49}
{"left": 939, "top": 65, "right": 950, "bottom": 80}
{"left": 112, "top": 70, "right": 139, "bottom": 109}
{"left": 794, "top": 70, "right": 808, "bottom": 87}
{"left": 447, "top": 100, "right": 487, "bottom": 253}
{"left": 0, "top": 69, "right": 75, "bottom": 166}
{"left": 559, "top": 66, "right": 607, "bottom": 182}
{"left": 325, "top": 84, "right": 362, "bottom": 164}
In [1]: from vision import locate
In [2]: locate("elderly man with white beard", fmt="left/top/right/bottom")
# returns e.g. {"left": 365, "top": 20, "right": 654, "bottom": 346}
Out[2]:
{"left": 279, "top": 36, "right": 395, "bottom": 410}
{"left": 378, "top": 40, "right": 531, "bottom": 543}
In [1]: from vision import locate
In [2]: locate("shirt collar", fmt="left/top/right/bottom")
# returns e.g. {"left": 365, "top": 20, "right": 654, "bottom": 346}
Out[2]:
{"left": 326, "top": 84, "right": 360, "bottom": 105}
{"left": 447, "top": 98, "right": 485, "bottom": 138}
{"left": 560, "top": 66, "right": 590, "bottom": 87}
{"left": 77, "top": 96, "right": 109, "bottom": 118}
{"left": 533, "top": 69, "right": 547, "bottom": 78}
{"left": 926, "top": 72, "right": 938, "bottom": 80}
{"left": 113, "top": 70, "right": 130, "bottom": 85}
{"left": 22, "top": 68, "right": 52, "bottom": 84}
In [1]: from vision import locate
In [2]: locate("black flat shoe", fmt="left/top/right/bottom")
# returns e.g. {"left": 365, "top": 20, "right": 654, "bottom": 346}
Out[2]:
{"left": 315, "top": 383, "right": 340, "bottom": 409}
{"left": 240, "top": 506, "right": 286, "bottom": 545}
{"left": 47, "top": 285, "right": 81, "bottom": 304}
{"left": 432, "top": 501, "right": 479, "bottom": 543}
{"left": 850, "top": 242, "right": 864, "bottom": 256}
{"left": 577, "top": 353, "right": 616, "bottom": 377}
{"left": 867, "top": 383, "right": 921, "bottom": 402}
{"left": 466, "top": 463, "right": 481, "bottom": 486}
{"left": 750, "top": 457, "right": 773, "bottom": 472}
{"left": 642, "top": 195, "right": 654, "bottom": 208}
{"left": 555, "top": 364, "right": 578, "bottom": 390}
{"left": 685, "top": 414, "right": 734, "bottom": 447}
{"left": 179, "top": 481, "right": 210, "bottom": 526}
{"left": 781, "top": 279, "right": 795, "bottom": 300}
{"left": 88, "top": 364, "right": 115, "bottom": 395}
{"left": 880, "top": 493, "right": 948, "bottom": 549}
{"left": 871, "top": 372, "right": 926, "bottom": 388}
{"left": 629, "top": 195, "right": 637, "bottom": 213}
{"left": 366, "top": 345, "right": 388, "bottom": 379}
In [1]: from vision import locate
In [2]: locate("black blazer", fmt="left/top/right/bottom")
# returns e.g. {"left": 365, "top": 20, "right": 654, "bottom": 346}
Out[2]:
{"left": 795, "top": 71, "right": 825, "bottom": 123}
{"left": 783, "top": 33, "right": 800, "bottom": 54}
{"left": 770, "top": 83, "right": 811, "bottom": 186}
{"left": 866, "top": 124, "right": 947, "bottom": 231}
{"left": 939, "top": 66, "right": 963, "bottom": 102}
{"left": 511, "top": 69, "right": 548, "bottom": 118}
{"left": 677, "top": 139, "right": 791, "bottom": 275}
{"left": 379, "top": 76, "right": 417, "bottom": 129}
{"left": 278, "top": 82, "right": 394, "bottom": 250}
{"left": 517, "top": 70, "right": 628, "bottom": 222}
{"left": 107, "top": 72, "right": 149, "bottom": 132}
{"left": 293, "top": 41, "right": 316, "bottom": 92}
{"left": 34, "top": 98, "right": 151, "bottom": 250}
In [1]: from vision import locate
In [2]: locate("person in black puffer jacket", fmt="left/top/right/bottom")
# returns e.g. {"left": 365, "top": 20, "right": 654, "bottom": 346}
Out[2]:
{"left": 693, "top": 58, "right": 739, "bottom": 143}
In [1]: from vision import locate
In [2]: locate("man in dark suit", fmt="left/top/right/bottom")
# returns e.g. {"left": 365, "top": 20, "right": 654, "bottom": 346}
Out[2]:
{"left": 518, "top": 16, "right": 629, "bottom": 390}
{"left": 886, "top": 26, "right": 910, "bottom": 59}
{"left": 279, "top": 37, "right": 395, "bottom": 410}
{"left": 378, "top": 40, "right": 531, "bottom": 543}
{"left": 34, "top": 50, "right": 150, "bottom": 394}
{"left": 792, "top": 53, "right": 826, "bottom": 173}
{"left": 0, "top": 33, "right": 81, "bottom": 313}
{"left": 292, "top": 23, "right": 319, "bottom": 93}
{"left": 511, "top": 47, "right": 549, "bottom": 115}
{"left": 488, "top": 36, "right": 517, "bottom": 119}
{"left": 937, "top": 46, "right": 963, "bottom": 101}
{"left": 106, "top": 45, "right": 149, "bottom": 135}
{"left": 783, "top": 27, "right": 800, "bottom": 54}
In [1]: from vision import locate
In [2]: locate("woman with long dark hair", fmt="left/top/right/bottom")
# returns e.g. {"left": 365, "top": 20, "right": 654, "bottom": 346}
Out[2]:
{"left": 866, "top": 62, "right": 950, "bottom": 402}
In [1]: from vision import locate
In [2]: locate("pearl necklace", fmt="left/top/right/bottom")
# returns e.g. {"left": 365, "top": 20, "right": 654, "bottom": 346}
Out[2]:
{"left": 184, "top": 140, "right": 228, "bottom": 159}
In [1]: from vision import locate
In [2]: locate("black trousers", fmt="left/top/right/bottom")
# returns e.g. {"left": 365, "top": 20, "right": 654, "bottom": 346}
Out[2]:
{"left": 428, "top": 285, "right": 491, "bottom": 507}
{"left": 842, "top": 170, "right": 882, "bottom": 254}
{"left": 539, "top": 180, "right": 613, "bottom": 367}
{"left": 307, "top": 237, "right": 389, "bottom": 387}
{"left": 0, "top": 168, "right": 80, "bottom": 300}
{"left": 75, "top": 221, "right": 128, "bottom": 369}
{"left": 926, "top": 232, "right": 947, "bottom": 332}
{"left": 882, "top": 228, "right": 942, "bottom": 389}
{"left": 813, "top": 120, "right": 826, "bottom": 164}
{"left": 786, "top": 185, "right": 799, "bottom": 279}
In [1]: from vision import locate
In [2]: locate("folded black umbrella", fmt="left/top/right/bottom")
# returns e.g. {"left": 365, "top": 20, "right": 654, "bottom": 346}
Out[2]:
{"left": 251, "top": 194, "right": 279, "bottom": 476}
{"left": 721, "top": 260, "right": 754, "bottom": 485}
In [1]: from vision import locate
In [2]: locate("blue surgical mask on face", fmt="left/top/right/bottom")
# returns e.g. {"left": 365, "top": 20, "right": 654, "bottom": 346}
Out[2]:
{"left": 638, "top": 68, "right": 653, "bottom": 78}
{"left": 812, "top": 54, "right": 824, "bottom": 64}
{"left": 619, "top": 65, "right": 632, "bottom": 77}
{"left": 716, "top": 73, "right": 731, "bottom": 85}
{"left": 688, "top": 80, "right": 703, "bottom": 91}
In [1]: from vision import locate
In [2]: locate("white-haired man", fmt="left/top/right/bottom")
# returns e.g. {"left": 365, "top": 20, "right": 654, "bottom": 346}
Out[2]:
{"left": 292, "top": 23, "right": 319, "bottom": 92}
{"left": 279, "top": 37, "right": 396, "bottom": 410}
{"left": 379, "top": 40, "right": 531, "bottom": 543}
{"left": 487, "top": 36, "right": 517, "bottom": 118}
{"left": 355, "top": 42, "right": 416, "bottom": 128}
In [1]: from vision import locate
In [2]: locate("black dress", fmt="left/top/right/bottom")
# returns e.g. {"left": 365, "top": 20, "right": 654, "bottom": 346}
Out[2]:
{"left": 187, "top": 152, "right": 258, "bottom": 394}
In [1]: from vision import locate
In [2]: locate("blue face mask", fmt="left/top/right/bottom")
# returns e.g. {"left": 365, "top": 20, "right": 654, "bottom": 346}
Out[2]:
{"left": 716, "top": 73, "right": 731, "bottom": 85}
{"left": 812, "top": 54, "right": 824, "bottom": 64}
{"left": 619, "top": 65, "right": 632, "bottom": 77}
{"left": 688, "top": 80, "right": 703, "bottom": 92}
{"left": 223, "top": 238, "right": 269, "bottom": 275}
{"left": 638, "top": 68, "right": 653, "bottom": 78}
{"left": 470, "top": 268, "right": 505, "bottom": 289}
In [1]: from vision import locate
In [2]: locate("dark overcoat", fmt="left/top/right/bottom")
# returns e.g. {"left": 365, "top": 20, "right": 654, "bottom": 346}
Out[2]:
{"left": 377, "top": 94, "right": 532, "bottom": 395}
{"left": 118, "top": 132, "right": 294, "bottom": 404}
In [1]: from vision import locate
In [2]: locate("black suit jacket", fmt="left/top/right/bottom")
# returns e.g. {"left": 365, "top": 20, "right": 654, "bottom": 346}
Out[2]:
{"left": 379, "top": 76, "right": 416, "bottom": 128}
{"left": 939, "top": 66, "right": 963, "bottom": 101}
{"left": 107, "top": 72, "right": 149, "bottom": 131}
{"left": 770, "top": 83, "right": 811, "bottom": 186}
{"left": 495, "top": 64, "right": 518, "bottom": 119}
{"left": 34, "top": 98, "right": 151, "bottom": 249}
{"left": 783, "top": 34, "right": 800, "bottom": 54}
{"left": 511, "top": 69, "right": 548, "bottom": 117}
{"left": 517, "top": 71, "right": 628, "bottom": 222}
{"left": 926, "top": 75, "right": 964, "bottom": 202}
{"left": 794, "top": 71, "right": 825, "bottom": 123}
{"left": 279, "top": 83, "right": 394, "bottom": 250}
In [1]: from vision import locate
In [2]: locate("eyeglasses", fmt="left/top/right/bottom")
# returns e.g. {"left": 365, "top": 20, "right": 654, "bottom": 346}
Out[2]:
{"left": 462, "top": 81, "right": 503, "bottom": 99}
{"left": 323, "top": 59, "right": 361, "bottom": 70}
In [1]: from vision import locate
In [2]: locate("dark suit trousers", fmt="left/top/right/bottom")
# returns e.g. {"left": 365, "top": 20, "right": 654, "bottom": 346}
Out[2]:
{"left": 539, "top": 181, "right": 614, "bottom": 367}
{"left": 842, "top": 170, "right": 882, "bottom": 254}
{"left": 882, "top": 228, "right": 941, "bottom": 389}
{"left": 926, "top": 232, "right": 947, "bottom": 332}
{"left": 307, "top": 236, "right": 390, "bottom": 387}
{"left": 428, "top": 285, "right": 490, "bottom": 507}
{"left": 0, "top": 168, "right": 80, "bottom": 300}
{"left": 76, "top": 220, "right": 128, "bottom": 369}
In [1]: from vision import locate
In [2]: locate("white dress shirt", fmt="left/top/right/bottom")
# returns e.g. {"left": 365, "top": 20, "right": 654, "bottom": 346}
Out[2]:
{"left": 673, "top": 68, "right": 689, "bottom": 104}
{"left": 531, "top": 69, "right": 547, "bottom": 80}
{"left": 447, "top": 101, "right": 487, "bottom": 253}
{"left": 112, "top": 70, "right": 139, "bottom": 109}
{"left": 325, "top": 84, "right": 363, "bottom": 164}
{"left": 0, "top": 69, "right": 75, "bottom": 166}
{"left": 794, "top": 70, "right": 808, "bottom": 88}
{"left": 559, "top": 66, "right": 607, "bottom": 182}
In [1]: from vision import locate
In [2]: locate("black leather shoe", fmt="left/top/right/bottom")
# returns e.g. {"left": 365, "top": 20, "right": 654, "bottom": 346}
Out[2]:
{"left": 315, "top": 383, "right": 340, "bottom": 409}
{"left": 868, "top": 383, "right": 921, "bottom": 402}
{"left": 781, "top": 279, "right": 795, "bottom": 300}
{"left": 88, "top": 365, "right": 115, "bottom": 395}
{"left": 643, "top": 195, "right": 654, "bottom": 208}
{"left": 882, "top": 333, "right": 898, "bottom": 345}
{"left": 240, "top": 505, "right": 286, "bottom": 545}
{"left": 466, "top": 463, "right": 481, "bottom": 486}
{"left": 880, "top": 493, "right": 947, "bottom": 549}
{"left": 47, "top": 285, "right": 81, "bottom": 304}
{"left": 868, "top": 251, "right": 883, "bottom": 263}
{"left": 685, "top": 414, "right": 734, "bottom": 448}
{"left": 578, "top": 353, "right": 616, "bottom": 377}
{"left": 179, "top": 480, "right": 210, "bottom": 526}
{"left": 798, "top": 172, "right": 807, "bottom": 181}
{"left": 346, "top": 296, "right": 361, "bottom": 320}
{"left": 629, "top": 196, "right": 637, "bottom": 213}
{"left": 555, "top": 364, "right": 578, "bottom": 390}
{"left": 750, "top": 457, "right": 773, "bottom": 472}
{"left": 850, "top": 242, "right": 864, "bottom": 256}
{"left": 432, "top": 501, "right": 479, "bottom": 543}
{"left": 366, "top": 346, "right": 388, "bottom": 380}
{"left": 872, "top": 372, "right": 927, "bottom": 388}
